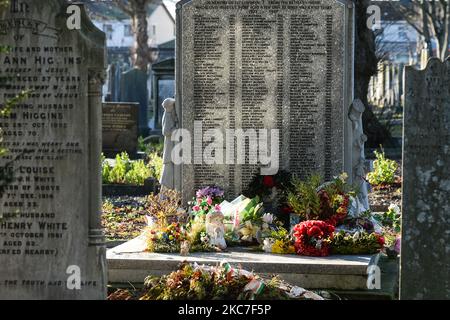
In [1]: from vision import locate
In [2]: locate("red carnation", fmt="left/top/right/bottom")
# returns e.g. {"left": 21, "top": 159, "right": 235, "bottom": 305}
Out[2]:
{"left": 262, "top": 176, "right": 275, "bottom": 188}
{"left": 307, "top": 226, "right": 323, "bottom": 238}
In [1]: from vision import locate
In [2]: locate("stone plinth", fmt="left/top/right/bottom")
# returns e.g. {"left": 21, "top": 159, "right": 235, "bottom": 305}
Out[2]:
{"left": 107, "top": 237, "right": 378, "bottom": 290}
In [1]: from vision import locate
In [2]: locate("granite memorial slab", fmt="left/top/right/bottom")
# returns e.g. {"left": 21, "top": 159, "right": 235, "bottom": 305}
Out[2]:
{"left": 401, "top": 58, "right": 450, "bottom": 300}
{"left": 120, "top": 68, "right": 149, "bottom": 137}
{"left": 175, "top": 0, "right": 355, "bottom": 203}
{"left": 102, "top": 102, "right": 139, "bottom": 157}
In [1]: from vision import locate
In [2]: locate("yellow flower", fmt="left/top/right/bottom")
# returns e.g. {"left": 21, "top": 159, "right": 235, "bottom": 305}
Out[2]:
{"left": 239, "top": 221, "right": 260, "bottom": 242}
{"left": 271, "top": 241, "right": 284, "bottom": 254}
{"left": 339, "top": 172, "right": 348, "bottom": 182}
{"left": 286, "top": 245, "right": 296, "bottom": 254}
{"left": 272, "top": 240, "right": 296, "bottom": 254}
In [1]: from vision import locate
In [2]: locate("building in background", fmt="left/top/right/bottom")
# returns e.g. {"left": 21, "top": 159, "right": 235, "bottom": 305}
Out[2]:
{"left": 368, "top": 2, "right": 420, "bottom": 110}
{"left": 86, "top": 1, "right": 176, "bottom": 136}
{"left": 88, "top": 0, "right": 176, "bottom": 56}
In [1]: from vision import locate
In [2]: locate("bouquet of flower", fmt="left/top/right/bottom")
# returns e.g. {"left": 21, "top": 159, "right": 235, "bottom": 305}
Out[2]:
{"left": 288, "top": 173, "right": 353, "bottom": 227}
{"left": 185, "top": 215, "right": 216, "bottom": 252}
{"left": 244, "top": 171, "right": 292, "bottom": 199}
{"left": 318, "top": 189, "right": 350, "bottom": 226}
{"left": 235, "top": 198, "right": 280, "bottom": 244}
{"left": 146, "top": 222, "right": 186, "bottom": 253}
{"left": 331, "top": 230, "right": 385, "bottom": 255}
{"left": 190, "top": 186, "right": 224, "bottom": 216}
{"left": 244, "top": 171, "right": 293, "bottom": 225}
{"left": 130, "top": 262, "right": 324, "bottom": 300}
{"left": 293, "top": 220, "right": 335, "bottom": 257}
{"left": 262, "top": 227, "right": 296, "bottom": 254}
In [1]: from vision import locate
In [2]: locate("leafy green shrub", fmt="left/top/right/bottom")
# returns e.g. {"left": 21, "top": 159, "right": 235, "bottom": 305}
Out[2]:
{"left": 148, "top": 151, "right": 163, "bottom": 181}
{"left": 367, "top": 150, "right": 398, "bottom": 186}
{"left": 125, "top": 160, "right": 152, "bottom": 186}
{"left": 101, "top": 153, "right": 110, "bottom": 183}
{"left": 109, "top": 152, "right": 131, "bottom": 184}
{"left": 287, "top": 175, "right": 322, "bottom": 220}
{"left": 374, "top": 204, "right": 401, "bottom": 233}
{"left": 102, "top": 152, "right": 152, "bottom": 186}
{"left": 138, "top": 136, "right": 163, "bottom": 156}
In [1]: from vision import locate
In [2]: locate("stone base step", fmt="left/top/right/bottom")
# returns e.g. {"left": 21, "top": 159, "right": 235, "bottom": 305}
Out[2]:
{"left": 107, "top": 237, "right": 382, "bottom": 291}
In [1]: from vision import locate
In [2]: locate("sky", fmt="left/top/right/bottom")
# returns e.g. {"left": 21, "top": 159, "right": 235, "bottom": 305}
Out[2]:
{"left": 163, "top": 0, "right": 177, "bottom": 21}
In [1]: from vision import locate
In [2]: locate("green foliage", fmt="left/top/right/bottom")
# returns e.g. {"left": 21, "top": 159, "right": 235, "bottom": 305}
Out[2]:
{"left": 148, "top": 151, "right": 163, "bottom": 181}
{"left": 367, "top": 150, "right": 398, "bottom": 186}
{"left": 269, "top": 227, "right": 291, "bottom": 242}
{"left": 108, "top": 152, "right": 131, "bottom": 183}
{"left": 287, "top": 175, "right": 322, "bottom": 220}
{"left": 125, "top": 160, "right": 152, "bottom": 185}
{"left": 374, "top": 205, "right": 401, "bottom": 233}
{"left": 241, "top": 196, "right": 263, "bottom": 222}
{"left": 331, "top": 231, "right": 384, "bottom": 255}
{"left": 138, "top": 136, "right": 163, "bottom": 156}
{"left": 102, "top": 152, "right": 152, "bottom": 186}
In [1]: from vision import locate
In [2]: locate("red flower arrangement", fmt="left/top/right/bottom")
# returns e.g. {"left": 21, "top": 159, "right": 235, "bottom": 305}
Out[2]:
{"left": 293, "top": 220, "right": 335, "bottom": 257}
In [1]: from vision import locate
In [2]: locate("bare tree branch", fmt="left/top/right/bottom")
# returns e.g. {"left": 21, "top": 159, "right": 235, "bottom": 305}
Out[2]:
{"left": 390, "top": 0, "right": 449, "bottom": 60}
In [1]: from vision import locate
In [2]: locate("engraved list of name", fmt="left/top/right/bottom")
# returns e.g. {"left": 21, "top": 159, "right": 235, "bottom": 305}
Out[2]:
{"left": 180, "top": 0, "right": 351, "bottom": 200}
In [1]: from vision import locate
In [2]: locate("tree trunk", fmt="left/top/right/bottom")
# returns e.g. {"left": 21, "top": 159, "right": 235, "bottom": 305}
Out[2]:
{"left": 131, "top": 0, "right": 150, "bottom": 72}
{"left": 421, "top": 2, "right": 434, "bottom": 58}
{"left": 355, "top": 0, "right": 395, "bottom": 148}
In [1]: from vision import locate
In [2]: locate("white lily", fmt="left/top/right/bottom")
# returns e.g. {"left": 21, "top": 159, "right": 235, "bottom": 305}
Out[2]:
{"left": 262, "top": 213, "right": 274, "bottom": 224}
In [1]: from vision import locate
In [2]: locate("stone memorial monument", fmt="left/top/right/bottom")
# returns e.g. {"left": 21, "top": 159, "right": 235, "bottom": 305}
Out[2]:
{"left": 401, "top": 58, "right": 450, "bottom": 300}
{"left": 175, "top": 0, "right": 356, "bottom": 203}
{"left": 120, "top": 68, "right": 149, "bottom": 137}
{"left": 102, "top": 102, "right": 139, "bottom": 157}
{"left": 0, "top": 0, "right": 107, "bottom": 299}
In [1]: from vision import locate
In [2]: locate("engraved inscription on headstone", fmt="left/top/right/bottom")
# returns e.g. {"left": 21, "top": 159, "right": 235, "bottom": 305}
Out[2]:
{"left": 102, "top": 103, "right": 139, "bottom": 157}
{"left": 176, "top": 0, "right": 354, "bottom": 202}
{"left": 0, "top": 0, "right": 106, "bottom": 299}
{"left": 401, "top": 58, "right": 450, "bottom": 300}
